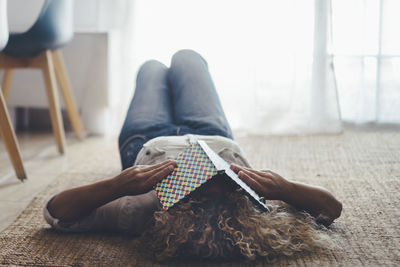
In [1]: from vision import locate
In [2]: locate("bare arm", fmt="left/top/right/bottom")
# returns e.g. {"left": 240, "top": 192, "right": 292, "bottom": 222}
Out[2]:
{"left": 48, "top": 160, "right": 177, "bottom": 222}
{"left": 230, "top": 164, "right": 342, "bottom": 226}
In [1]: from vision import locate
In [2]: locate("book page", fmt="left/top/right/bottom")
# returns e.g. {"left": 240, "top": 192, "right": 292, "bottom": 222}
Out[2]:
{"left": 198, "top": 140, "right": 268, "bottom": 211}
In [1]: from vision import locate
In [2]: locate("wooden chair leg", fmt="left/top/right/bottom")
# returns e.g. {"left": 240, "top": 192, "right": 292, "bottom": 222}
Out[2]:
{"left": 41, "top": 51, "right": 66, "bottom": 154}
{"left": 0, "top": 90, "right": 26, "bottom": 180}
{"left": 1, "top": 69, "right": 13, "bottom": 100}
{"left": 52, "top": 50, "right": 85, "bottom": 140}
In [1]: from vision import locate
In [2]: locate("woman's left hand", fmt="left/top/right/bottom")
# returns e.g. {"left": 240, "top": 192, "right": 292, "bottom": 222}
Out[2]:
{"left": 230, "top": 164, "right": 291, "bottom": 201}
{"left": 230, "top": 164, "right": 343, "bottom": 226}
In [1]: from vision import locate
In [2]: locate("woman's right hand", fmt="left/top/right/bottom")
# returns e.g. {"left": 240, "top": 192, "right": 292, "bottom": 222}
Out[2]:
{"left": 113, "top": 159, "right": 177, "bottom": 197}
{"left": 48, "top": 159, "right": 177, "bottom": 223}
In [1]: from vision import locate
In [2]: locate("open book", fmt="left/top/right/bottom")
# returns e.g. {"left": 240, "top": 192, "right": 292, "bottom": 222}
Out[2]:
{"left": 154, "top": 140, "right": 269, "bottom": 212}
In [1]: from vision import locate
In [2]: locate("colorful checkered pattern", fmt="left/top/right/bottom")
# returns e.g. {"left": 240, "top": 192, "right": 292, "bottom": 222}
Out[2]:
{"left": 154, "top": 142, "right": 218, "bottom": 210}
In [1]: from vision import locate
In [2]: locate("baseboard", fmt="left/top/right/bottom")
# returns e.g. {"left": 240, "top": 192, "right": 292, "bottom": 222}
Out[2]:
{"left": 15, "top": 107, "right": 71, "bottom": 133}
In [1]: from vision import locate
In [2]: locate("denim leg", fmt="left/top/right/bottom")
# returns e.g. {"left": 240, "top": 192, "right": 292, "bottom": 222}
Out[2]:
{"left": 119, "top": 60, "right": 177, "bottom": 169}
{"left": 168, "top": 50, "right": 233, "bottom": 139}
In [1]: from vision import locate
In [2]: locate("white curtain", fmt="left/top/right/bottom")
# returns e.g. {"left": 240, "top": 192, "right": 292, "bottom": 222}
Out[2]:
{"left": 332, "top": 0, "right": 400, "bottom": 126}
{"left": 86, "top": 0, "right": 137, "bottom": 134}
{"left": 125, "top": 0, "right": 341, "bottom": 135}
{"left": 104, "top": 0, "right": 399, "bottom": 135}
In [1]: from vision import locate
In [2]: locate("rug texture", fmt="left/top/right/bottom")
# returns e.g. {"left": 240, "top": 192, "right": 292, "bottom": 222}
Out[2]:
{"left": 0, "top": 131, "right": 399, "bottom": 266}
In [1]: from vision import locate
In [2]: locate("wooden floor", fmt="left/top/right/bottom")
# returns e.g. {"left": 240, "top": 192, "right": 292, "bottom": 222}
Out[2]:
{"left": 0, "top": 133, "right": 115, "bottom": 232}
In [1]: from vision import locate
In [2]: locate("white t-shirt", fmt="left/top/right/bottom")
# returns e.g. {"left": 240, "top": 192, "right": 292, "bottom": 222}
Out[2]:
{"left": 43, "top": 134, "right": 251, "bottom": 234}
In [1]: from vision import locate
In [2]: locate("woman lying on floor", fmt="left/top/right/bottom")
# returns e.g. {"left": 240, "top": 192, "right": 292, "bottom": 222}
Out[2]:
{"left": 44, "top": 50, "right": 342, "bottom": 261}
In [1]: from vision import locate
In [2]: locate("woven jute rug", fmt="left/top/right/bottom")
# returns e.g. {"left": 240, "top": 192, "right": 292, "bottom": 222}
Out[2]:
{"left": 0, "top": 131, "right": 399, "bottom": 266}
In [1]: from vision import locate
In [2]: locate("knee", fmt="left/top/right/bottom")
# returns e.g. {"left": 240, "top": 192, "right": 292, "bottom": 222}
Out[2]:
{"left": 137, "top": 60, "right": 167, "bottom": 77}
{"left": 171, "top": 49, "right": 208, "bottom": 68}
{"left": 172, "top": 49, "right": 200, "bottom": 60}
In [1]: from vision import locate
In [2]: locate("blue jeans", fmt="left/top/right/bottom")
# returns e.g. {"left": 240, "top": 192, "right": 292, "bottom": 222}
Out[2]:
{"left": 119, "top": 50, "right": 233, "bottom": 170}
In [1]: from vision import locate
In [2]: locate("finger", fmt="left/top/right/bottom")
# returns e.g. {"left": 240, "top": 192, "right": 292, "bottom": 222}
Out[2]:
{"left": 252, "top": 169, "right": 274, "bottom": 178}
{"left": 148, "top": 165, "right": 175, "bottom": 186}
{"left": 239, "top": 168, "right": 264, "bottom": 182}
{"left": 230, "top": 164, "right": 245, "bottom": 174}
{"left": 138, "top": 160, "right": 177, "bottom": 173}
{"left": 141, "top": 162, "right": 176, "bottom": 179}
{"left": 260, "top": 169, "right": 274, "bottom": 175}
{"left": 238, "top": 166, "right": 274, "bottom": 179}
{"left": 135, "top": 165, "right": 150, "bottom": 170}
{"left": 231, "top": 164, "right": 267, "bottom": 179}
{"left": 237, "top": 170, "right": 263, "bottom": 195}
{"left": 126, "top": 161, "right": 173, "bottom": 176}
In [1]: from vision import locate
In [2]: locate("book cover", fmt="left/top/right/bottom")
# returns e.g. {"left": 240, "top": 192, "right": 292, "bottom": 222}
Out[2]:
{"left": 154, "top": 140, "right": 268, "bottom": 212}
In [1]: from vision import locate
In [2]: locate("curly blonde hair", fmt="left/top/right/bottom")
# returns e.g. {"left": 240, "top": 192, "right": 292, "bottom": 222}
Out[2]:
{"left": 140, "top": 190, "right": 334, "bottom": 261}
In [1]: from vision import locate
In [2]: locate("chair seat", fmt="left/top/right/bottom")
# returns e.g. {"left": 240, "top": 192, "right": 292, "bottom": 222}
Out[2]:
{"left": 2, "top": 31, "right": 72, "bottom": 58}
{"left": 2, "top": 0, "right": 74, "bottom": 58}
